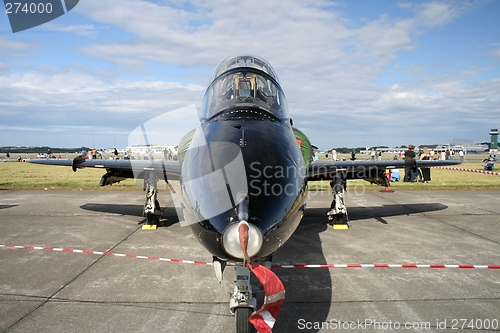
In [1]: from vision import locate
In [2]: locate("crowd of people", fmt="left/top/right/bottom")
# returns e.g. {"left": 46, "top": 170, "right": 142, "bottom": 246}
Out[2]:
{"left": 394, "top": 148, "right": 466, "bottom": 163}
{"left": 77, "top": 147, "right": 178, "bottom": 161}
{"left": 402, "top": 144, "right": 430, "bottom": 183}
{"left": 320, "top": 145, "right": 479, "bottom": 184}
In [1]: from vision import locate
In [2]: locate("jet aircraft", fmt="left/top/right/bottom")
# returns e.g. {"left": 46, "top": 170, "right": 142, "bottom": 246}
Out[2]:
{"left": 29, "top": 55, "right": 461, "bottom": 333}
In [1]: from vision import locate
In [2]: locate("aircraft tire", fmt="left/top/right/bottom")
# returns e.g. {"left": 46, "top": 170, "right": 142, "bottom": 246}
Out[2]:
{"left": 145, "top": 200, "right": 161, "bottom": 225}
{"left": 146, "top": 213, "right": 159, "bottom": 225}
{"left": 330, "top": 213, "right": 347, "bottom": 226}
{"left": 235, "top": 307, "right": 254, "bottom": 333}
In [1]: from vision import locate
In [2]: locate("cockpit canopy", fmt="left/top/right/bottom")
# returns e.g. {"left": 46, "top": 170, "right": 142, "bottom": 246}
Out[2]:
{"left": 201, "top": 55, "right": 289, "bottom": 121}
{"left": 212, "top": 55, "right": 280, "bottom": 82}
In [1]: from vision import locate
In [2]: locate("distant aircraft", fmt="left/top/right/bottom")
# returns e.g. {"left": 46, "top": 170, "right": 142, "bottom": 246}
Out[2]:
{"left": 29, "top": 55, "right": 461, "bottom": 332}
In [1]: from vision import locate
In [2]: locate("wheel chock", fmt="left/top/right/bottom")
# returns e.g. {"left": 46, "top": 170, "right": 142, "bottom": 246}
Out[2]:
{"left": 142, "top": 224, "right": 157, "bottom": 230}
{"left": 332, "top": 224, "right": 349, "bottom": 230}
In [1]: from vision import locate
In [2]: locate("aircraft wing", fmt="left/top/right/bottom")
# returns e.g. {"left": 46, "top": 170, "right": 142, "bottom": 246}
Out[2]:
{"left": 28, "top": 157, "right": 182, "bottom": 184}
{"left": 307, "top": 159, "right": 462, "bottom": 182}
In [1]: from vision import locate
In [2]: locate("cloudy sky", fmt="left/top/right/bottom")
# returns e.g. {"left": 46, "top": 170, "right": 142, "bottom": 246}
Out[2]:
{"left": 1, "top": 0, "right": 499, "bottom": 150}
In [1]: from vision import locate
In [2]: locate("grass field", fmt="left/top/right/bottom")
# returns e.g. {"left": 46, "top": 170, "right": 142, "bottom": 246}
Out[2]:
{"left": 1, "top": 157, "right": 499, "bottom": 191}
{"left": 0, "top": 161, "right": 139, "bottom": 190}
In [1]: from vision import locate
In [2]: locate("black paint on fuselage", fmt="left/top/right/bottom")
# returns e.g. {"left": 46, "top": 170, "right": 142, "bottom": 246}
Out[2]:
{"left": 182, "top": 110, "right": 307, "bottom": 261}
{"left": 180, "top": 58, "right": 308, "bottom": 261}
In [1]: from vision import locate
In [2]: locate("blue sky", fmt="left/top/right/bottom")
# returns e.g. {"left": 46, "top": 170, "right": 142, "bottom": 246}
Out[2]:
{"left": 1, "top": 0, "right": 499, "bottom": 149}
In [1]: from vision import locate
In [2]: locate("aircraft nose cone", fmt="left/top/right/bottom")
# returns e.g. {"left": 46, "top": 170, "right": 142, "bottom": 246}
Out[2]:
{"left": 222, "top": 222, "right": 263, "bottom": 260}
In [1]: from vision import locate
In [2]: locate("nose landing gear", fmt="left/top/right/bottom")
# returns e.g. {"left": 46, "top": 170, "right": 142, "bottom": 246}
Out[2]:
{"left": 230, "top": 265, "right": 257, "bottom": 333}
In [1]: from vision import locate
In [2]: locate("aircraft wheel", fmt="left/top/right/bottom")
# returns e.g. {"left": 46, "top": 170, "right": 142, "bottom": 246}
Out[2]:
{"left": 146, "top": 213, "right": 159, "bottom": 225}
{"left": 330, "top": 213, "right": 347, "bottom": 226}
{"left": 235, "top": 307, "right": 254, "bottom": 333}
{"left": 145, "top": 200, "right": 161, "bottom": 225}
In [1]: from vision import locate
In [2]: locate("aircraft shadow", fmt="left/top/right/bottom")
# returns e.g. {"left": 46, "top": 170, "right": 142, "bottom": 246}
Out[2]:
{"left": 348, "top": 203, "right": 448, "bottom": 224}
{"left": 0, "top": 204, "right": 17, "bottom": 210}
{"left": 81, "top": 200, "right": 447, "bottom": 332}
{"left": 271, "top": 202, "right": 448, "bottom": 332}
{"left": 80, "top": 203, "right": 179, "bottom": 227}
{"left": 271, "top": 207, "right": 331, "bottom": 333}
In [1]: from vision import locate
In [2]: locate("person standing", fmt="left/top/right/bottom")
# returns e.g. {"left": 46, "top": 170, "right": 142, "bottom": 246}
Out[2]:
{"left": 331, "top": 149, "right": 337, "bottom": 161}
{"left": 419, "top": 147, "right": 431, "bottom": 184}
{"left": 404, "top": 144, "right": 417, "bottom": 182}
{"left": 459, "top": 150, "right": 465, "bottom": 163}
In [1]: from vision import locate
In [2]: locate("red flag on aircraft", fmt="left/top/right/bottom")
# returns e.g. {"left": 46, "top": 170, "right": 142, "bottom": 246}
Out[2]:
{"left": 248, "top": 262, "right": 286, "bottom": 333}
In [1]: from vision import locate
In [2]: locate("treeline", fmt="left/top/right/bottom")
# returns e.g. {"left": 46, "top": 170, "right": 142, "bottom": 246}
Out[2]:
{"left": 0, "top": 146, "right": 91, "bottom": 154}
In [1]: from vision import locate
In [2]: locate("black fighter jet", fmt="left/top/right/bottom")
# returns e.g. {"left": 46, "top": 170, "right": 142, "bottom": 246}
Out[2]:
{"left": 29, "top": 55, "right": 461, "bottom": 333}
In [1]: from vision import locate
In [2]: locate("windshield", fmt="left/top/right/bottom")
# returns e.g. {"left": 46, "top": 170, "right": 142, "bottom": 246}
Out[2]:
{"left": 201, "top": 70, "right": 289, "bottom": 121}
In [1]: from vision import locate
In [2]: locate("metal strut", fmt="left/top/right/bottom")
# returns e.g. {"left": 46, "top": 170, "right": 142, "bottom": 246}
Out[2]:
{"left": 143, "top": 171, "right": 162, "bottom": 228}
{"left": 230, "top": 265, "right": 256, "bottom": 313}
{"left": 230, "top": 265, "right": 256, "bottom": 333}
{"left": 327, "top": 169, "right": 349, "bottom": 228}
{"left": 232, "top": 192, "right": 256, "bottom": 332}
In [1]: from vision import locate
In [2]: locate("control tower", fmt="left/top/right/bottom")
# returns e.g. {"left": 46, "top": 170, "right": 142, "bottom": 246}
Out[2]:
{"left": 490, "top": 128, "right": 499, "bottom": 153}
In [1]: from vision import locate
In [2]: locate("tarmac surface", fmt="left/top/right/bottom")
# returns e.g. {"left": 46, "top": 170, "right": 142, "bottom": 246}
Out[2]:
{"left": 0, "top": 189, "right": 499, "bottom": 333}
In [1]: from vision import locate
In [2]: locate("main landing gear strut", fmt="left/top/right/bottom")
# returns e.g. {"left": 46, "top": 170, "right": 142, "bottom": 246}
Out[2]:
{"left": 327, "top": 170, "right": 350, "bottom": 229}
{"left": 143, "top": 171, "right": 163, "bottom": 229}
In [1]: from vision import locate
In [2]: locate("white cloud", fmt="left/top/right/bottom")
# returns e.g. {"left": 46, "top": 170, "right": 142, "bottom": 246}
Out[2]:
{"left": 1, "top": 0, "right": 498, "bottom": 148}
{"left": 396, "top": 2, "right": 413, "bottom": 9}
{"left": 65, "top": 1, "right": 500, "bottom": 146}
{"left": 415, "top": 1, "right": 462, "bottom": 28}
{"left": 0, "top": 37, "right": 35, "bottom": 58}
{"left": 0, "top": 69, "right": 205, "bottom": 132}
{"left": 42, "top": 23, "right": 97, "bottom": 36}
{"left": 493, "top": 49, "right": 500, "bottom": 61}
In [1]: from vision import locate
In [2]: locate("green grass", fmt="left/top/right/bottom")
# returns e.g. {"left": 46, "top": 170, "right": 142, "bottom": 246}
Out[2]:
{"left": 0, "top": 161, "right": 138, "bottom": 190}
{"left": 1, "top": 160, "right": 498, "bottom": 191}
{"left": 308, "top": 163, "right": 500, "bottom": 191}
{"left": 389, "top": 164, "right": 500, "bottom": 190}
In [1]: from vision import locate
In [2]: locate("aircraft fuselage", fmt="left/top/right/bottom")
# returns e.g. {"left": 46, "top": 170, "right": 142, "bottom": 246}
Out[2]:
{"left": 178, "top": 55, "right": 308, "bottom": 262}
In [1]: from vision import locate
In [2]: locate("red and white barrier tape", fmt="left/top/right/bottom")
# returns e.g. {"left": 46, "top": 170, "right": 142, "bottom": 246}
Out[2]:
{"left": 0, "top": 244, "right": 211, "bottom": 265}
{"left": 2, "top": 244, "right": 499, "bottom": 269}
{"left": 271, "top": 263, "right": 500, "bottom": 269}
{"left": 433, "top": 166, "right": 499, "bottom": 176}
